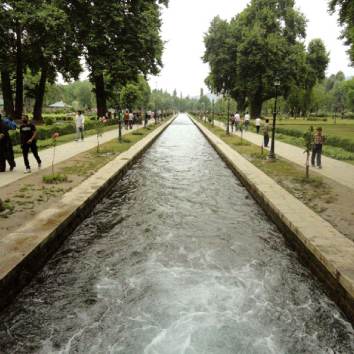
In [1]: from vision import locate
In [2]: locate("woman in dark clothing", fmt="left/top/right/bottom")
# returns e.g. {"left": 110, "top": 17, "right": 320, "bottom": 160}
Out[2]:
{"left": 0, "top": 116, "right": 16, "bottom": 172}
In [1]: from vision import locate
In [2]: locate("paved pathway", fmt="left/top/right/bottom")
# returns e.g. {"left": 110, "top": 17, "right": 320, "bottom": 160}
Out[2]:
{"left": 214, "top": 120, "right": 354, "bottom": 191}
{"left": 0, "top": 123, "right": 149, "bottom": 188}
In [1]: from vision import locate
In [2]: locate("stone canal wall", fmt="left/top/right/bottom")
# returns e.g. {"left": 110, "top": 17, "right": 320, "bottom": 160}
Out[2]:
{"left": 0, "top": 117, "right": 175, "bottom": 312}
{"left": 191, "top": 117, "right": 354, "bottom": 324}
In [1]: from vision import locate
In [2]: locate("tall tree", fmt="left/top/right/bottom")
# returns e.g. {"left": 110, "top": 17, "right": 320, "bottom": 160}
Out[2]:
{"left": 203, "top": 16, "right": 246, "bottom": 112}
{"left": 302, "top": 39, "right": 330, "bottom": 115}
{"left": 64, "top": 0, "right": 167, "bottom": 117}
{"left": 203, "top": 0, "right": 310, "bottom": 118}
{"left": 329, "top": 0, "right": 354, "bottom": 64}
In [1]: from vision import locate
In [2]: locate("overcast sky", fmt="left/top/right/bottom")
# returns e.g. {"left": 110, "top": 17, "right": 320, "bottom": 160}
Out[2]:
{"left": 149, "top": 0, "right": 354, "bottom": 97}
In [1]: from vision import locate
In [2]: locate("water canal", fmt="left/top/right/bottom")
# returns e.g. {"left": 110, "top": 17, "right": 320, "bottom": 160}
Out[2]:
{"left": 0, "top": 114, "right": 353, "bottom": 354}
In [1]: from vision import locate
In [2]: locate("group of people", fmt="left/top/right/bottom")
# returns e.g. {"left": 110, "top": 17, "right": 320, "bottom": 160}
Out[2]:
{"left": 0, "top": 114, "right": 41, "bottom": 173}
{"left": 230, "top": 112, "right": 251, "bottom": 132}
{"left": 229, "top": 114, "right": 325, "bottom": 168}
{"left": 0, "top": 108, "right": 164, "bottom": 174}
{"left": 121, "top": 109, "right": 162, "bottom": 130}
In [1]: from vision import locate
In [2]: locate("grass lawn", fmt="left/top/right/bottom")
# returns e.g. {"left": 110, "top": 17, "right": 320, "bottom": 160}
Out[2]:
{"left": 276, "top": 118, "right": 354, "bottom": 143}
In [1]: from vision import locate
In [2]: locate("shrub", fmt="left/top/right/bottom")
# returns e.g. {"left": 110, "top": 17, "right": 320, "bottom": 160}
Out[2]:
{"left": 43, "top": 116, "right": 55, "bottom": 125}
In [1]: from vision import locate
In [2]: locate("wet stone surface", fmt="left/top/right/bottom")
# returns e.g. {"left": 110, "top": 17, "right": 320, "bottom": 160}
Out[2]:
{"left": 0, "top": 115, "right": 353, "bottom": 354}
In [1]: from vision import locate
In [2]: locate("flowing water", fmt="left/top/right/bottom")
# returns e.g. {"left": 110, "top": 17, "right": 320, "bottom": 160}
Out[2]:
{"left": 0, "top": 114, "right": 353, "bottom": 354}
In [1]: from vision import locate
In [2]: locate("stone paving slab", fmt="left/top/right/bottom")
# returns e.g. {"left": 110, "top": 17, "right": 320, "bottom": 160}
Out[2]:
{"left": 0, "top": 118, "right": 174, "bottom": 311}
{"left": 214, "top": 120, "right": 354, "bottom": 191}
{"left": 193, "top": 117, "right": 354, "bottom": 323}
{"left": 0, "top": 123, "right": 152, "bottom": 189}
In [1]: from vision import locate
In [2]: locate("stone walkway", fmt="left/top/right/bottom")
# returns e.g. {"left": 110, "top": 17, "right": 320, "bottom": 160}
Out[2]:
{"left": 0, "top": 123, "right": 148, "bottom": 188}
{"left": 214, "top": 120, "right": 354, "bottom": 191}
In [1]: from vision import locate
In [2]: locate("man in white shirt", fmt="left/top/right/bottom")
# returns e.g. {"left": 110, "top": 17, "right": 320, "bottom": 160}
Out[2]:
{"left": 75, "top": 111, "right": 85, "bottom": 141}
{"left": 234, "top": 112, "right": 241, "bottom": 131}
{"left": 244, "top": 112, "right": 250, "bottom": 131}
{"left": 255, "top": 117, "right": 262, "bottom": 134}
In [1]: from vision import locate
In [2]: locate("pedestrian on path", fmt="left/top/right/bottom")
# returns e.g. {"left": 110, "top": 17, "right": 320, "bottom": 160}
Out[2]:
{"left": 20, "top": 115, "right": 42, "bottom": 173}
{"left": 234, "top": 112, "right": 241, "bottom": 131}
{"left": 128, "top": 112, "right": 134, "bottom": 129}
{"left": 124, "top": 110, "right": 129, "bottom": 129}
{"left": 0, "top": 114, "right": 16, "bottom": 172}
{"left": 244, "top": 112, "right": 250, "bottom": 131}
{"left": 255, "top": 117, "right": 261, "bottom": 134}
{"left": 144, "top": 111, "right": 149, "bottom": 127}
{"left": 263, "top": 119, "right": 270, "bottom": 147}
{"left": 75, "top": 111, "right": 85, "bottom": 141}
{"left": 311, "top": 127, "right": 325, "bottom": 169}
{"left": 230, "top": 113, "right": 235, "bottom": 132}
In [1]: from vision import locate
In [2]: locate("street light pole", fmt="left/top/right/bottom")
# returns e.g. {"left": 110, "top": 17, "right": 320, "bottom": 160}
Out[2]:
{"left": 226, "top": 96, "right": 230, "bottom": 135}
{"left": 268, "top": 79, "right": 281, "bottom": 160}
{"left": 212, "top": 99, "right": 215, "bottom": 126}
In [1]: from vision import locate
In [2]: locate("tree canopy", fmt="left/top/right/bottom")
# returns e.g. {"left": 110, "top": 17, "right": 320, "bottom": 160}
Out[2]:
{"left": 329, "top": 0, "right": 354, "bottom": 64}
{"left": 203, "top": 0, "right": 329, "bottom": 118}
{"left": 0, "top": 0, "right": 168, "bottom": 119}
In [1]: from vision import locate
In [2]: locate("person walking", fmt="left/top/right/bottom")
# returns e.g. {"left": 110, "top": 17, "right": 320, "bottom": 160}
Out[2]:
{"left": 20, "top": 115, "right": 42, "bottom": 173}
{"left": 0, "top": 118, "right": 10, "bottom": 172}
{"left": 244, "top": 112, "right": 250, "bottom": 131}
{"left": 128, "top": 111, "right": 134, "bottom": 129}
{"left": 0, "top": 114, "right": 16, "bottom": 172}
{"left": 255, "top": 117, "right": 261, "bottom": 134}
{"left": 230, "top": 113, "right": 235, "bottom": 132}
{"left": 311, "top": 127, "right": 325, "bottom": 169}
{"left": 75, "top": 111, "right": 85, "bottom": 141}
{"left": 263, "top": 119, "right": 270, "bottom": 148}
{"left": 234, "top": 112, "right": 241, "bottom": 131}
{"left": 124, "top": 109, "right": 129, "bottom": 129}
{"left": 144, "top": 111, "right": 149, "bottom": 128}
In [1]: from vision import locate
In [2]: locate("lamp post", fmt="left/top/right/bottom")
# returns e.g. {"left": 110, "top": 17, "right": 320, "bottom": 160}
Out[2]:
{"left": 226, "top": 96, "right": 230, "bottom": 135}
{"left": 268, "top": 79, "right": 281, "bottom": 160}
{"left": 212, "top": 99, "right": 215, "bottom": 126}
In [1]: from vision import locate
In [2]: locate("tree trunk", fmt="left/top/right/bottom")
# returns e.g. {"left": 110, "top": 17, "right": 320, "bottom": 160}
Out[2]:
{"left": 249, "top": 97, "right": 263, "bottom": 119}
{"left": 33, "top": 65, "right": 48, "bottom": 121}
{"left": 236, "top": 97, "right": 247, "bottom": 114}
{"left": 94, "top": 73, "right": 107, "bottom": 117}
{"left": 1, "top": 70, "right": 15, "bottom": 118}
{"left": 15, "top": 24, "right": 23, "bottom": 120}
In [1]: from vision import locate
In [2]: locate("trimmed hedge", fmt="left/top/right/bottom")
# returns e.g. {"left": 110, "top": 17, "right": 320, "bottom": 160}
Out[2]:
{"left": 9, "top": 118, "right": 119, "bottom": 146}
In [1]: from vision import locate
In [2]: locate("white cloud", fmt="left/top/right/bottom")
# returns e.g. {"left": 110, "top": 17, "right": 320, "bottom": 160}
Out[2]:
{"left": 150, "top": 0, "right": 354, "bottom": 97}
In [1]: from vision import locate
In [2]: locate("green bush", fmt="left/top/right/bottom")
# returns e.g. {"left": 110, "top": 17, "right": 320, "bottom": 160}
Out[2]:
{"left": 43, "top": 116, "right": 55, "bottom": 125}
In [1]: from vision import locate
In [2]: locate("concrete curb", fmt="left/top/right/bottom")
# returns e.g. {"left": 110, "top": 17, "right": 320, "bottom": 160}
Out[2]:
{"left": 191, "top": 116, "right": 354, "bottom": 324}
{"left": 0, "top": 117, "right": 175, "bottom": 312}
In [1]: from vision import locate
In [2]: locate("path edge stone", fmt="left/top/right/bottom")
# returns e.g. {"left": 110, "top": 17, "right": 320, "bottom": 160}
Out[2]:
{"left": 191, "top": 116, "right": 354, "bottom": 325}
{"left": 0, "top": 117, "right": 175, "bottom": 313}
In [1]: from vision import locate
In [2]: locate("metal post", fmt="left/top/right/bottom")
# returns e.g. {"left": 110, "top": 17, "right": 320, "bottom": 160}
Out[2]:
{"left": 226, "top": 97, "right": 230, "bottom": 135}
{"left": 212, "top": 99, "right": 215, "bottom": 126}
{"left": 269, "top": 80, "right": 280, "bottom": 160}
